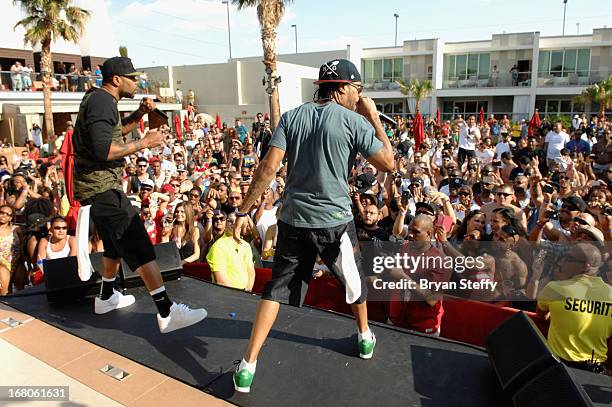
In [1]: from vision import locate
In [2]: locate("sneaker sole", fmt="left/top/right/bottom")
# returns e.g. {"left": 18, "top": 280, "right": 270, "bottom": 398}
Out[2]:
{"left": 359, "top": 351, "right": 374, "bottom": 360}
{"left": 233, "top": 377, "right": 251, "bottom": 393}
{"left": 94, "top": 297, "right": 136, "bottom": 315}
{"left": 159, "top": 309, "right": 207, "bottom": 334}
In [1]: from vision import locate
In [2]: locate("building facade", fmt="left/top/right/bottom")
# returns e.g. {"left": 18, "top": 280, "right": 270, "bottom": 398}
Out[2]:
{"left": 362, "top": 28, "right": 612, "bottom": 122}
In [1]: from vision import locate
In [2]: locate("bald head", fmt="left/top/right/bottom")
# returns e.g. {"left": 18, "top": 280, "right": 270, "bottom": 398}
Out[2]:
{"left": 573, "top": 243, "right": 603, "bottom": 275}
{"left": 413, "top": 214, "right": 433, "bottom": 231}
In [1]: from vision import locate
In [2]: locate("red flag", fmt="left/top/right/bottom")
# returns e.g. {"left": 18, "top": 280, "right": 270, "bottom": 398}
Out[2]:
{"left": 173, "top": 115, "right": 182, "bottom": 140}
{"left": 264, "top": 112, "right": 269, "bottom": 120}
{"left": 413, "top": 111, "right": 424, "bottom": 151}
{"left": 216, "top": 114, "right": 222, "bottom": 130}
{"left": 139, "top": 118, "right": 145, "bottom": 133}
{"left": 436, "top": 109, "right": 441, "bottom": 127}
{"left": 528, "top": 109, "right": 541, "bottom": 136}
{"left": 59, "top": 133, "right": 80, "bottom": 231}
{"left": 479, "top": 106, "right": 485, "bottom": 127}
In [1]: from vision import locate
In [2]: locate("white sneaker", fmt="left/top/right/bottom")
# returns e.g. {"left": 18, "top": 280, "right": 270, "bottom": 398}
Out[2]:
{"left": 157, "top": 303, "right": 207, "bottom": 334}
{"left": 95, "top": 290, "right": 136, "bottom": 314}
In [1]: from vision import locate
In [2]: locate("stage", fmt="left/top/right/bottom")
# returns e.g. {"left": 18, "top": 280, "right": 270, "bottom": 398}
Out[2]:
{"left": 3, "top": 277, "right": 612, "bottom": 407}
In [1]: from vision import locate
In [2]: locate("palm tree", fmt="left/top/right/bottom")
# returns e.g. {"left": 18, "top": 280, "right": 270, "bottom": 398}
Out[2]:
{"left": 13, "top": 0, "right": 90, "bottom": 151}
{"left": 396, "top": 78, "right": 433, "bottom": 113}
{"left": 573, "top": 76, "right": 612, "bottom": 118}
{"left": 232, "top": 0, "right": 292, "bottom": 130}
{"left": 119, "top": 45, "right": 128, "bottom": 57}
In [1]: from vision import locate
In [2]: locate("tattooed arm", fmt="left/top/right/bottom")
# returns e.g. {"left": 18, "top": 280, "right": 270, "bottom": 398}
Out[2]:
{"left": 106, "top": 129, "right": 162, "bottom": 161}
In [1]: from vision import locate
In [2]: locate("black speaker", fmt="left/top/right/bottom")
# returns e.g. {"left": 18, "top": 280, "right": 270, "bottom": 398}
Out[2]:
{"left": 512, "top": 363, "right": 593, "bottom": 407}
{"left": 120, "top": 242, "right": 182, "bottom": 288}
{"left": 44, "top": 256, "right": 101, "bottom": 303}
{"left": 485, "top": 312, "right": 558, "bottom": 391}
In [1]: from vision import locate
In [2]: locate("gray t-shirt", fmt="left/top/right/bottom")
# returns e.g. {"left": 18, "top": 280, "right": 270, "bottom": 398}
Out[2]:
{"left": 269, "top": 102, "right": 383, "bottom": 228}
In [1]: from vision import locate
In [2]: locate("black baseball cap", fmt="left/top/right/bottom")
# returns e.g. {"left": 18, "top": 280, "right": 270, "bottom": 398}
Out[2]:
{"left": 355, "top": 173, "right": 376, "bottom": 193}
{"left": 102, "top": 57, "right": 143, "bottom": 79}
{"left": 314, "top": 59, "right": 361, "bottom": 84}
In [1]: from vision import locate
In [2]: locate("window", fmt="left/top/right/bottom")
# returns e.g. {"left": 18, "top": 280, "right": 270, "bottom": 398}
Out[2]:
{"left": 362, "top": 58, "right": 403, "bottom": 82}
{"left": 373, "top": 60, "right": 383, "bottom": 81}
{"left": 536, "top": 99, "right": 576, "bottom": 115}
{"left": 393, "top": 59, "right": 403, "bottom": 79}
{"left": 442, "top": 100, "right": 488, "bottom": 117}
{"left": 363, "top": 60, "right": 373, "bottom": 82}
{"left": 538, "top": 49, "right": 591, "bottom": 77}
{"left": 444, "top": 53, "right": 490, "bottom": 80}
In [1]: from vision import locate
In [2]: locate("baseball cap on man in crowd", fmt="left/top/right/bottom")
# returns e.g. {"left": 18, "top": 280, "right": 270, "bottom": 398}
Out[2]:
{"left": 102, "top": 57, "right": 143, "bottom": 79}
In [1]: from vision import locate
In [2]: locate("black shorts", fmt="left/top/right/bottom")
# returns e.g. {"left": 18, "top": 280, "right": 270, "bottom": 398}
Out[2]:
{"left": 262, "top": 220, "right": 368, "bottom": 307}
{"left": 82, "top": 189, "right": 156, "bottom": 271}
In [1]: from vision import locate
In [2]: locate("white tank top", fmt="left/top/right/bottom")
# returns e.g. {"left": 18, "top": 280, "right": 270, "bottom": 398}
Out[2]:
{"left": 46, "top": 238, "right": 71, "bottom": 260}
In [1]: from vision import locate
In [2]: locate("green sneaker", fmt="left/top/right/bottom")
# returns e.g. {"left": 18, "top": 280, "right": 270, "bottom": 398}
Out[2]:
{"left": 233, "top": 364, "right": 255, "bottom": 393}
{"left": 359, "top": 332, "right": 376, "bottom": 359}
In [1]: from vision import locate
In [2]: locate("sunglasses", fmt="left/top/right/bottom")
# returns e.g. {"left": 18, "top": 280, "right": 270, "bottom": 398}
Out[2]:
{"left": 458, "top": 191, "right": 471, "bottom": 197}
{"left": 229, "top": 196, "right": 241, "bottom": 200}
{"left": 573, "top": 217, "right": 589, "bottom": 226}
{"left": 348, "top": 82, "right": 363, "bottom": 93}
{"left": 171, "top": 184, "right": 180, "bottom": 188}
{"left": 189, "top": 193, "right": 200, "bottom": 198}
{"left": 563, "top": 255, "right": 584, "bottom": 264}
{"left": 497, "top": 192, "right": 513, "bottom": 198}
{"left": 212, "top": 217, "right": 226, "bottom": 223}
{"left": 138, "top": 164, "right": 147, "bottom": 168}
{"left": 53, "top": 226, "right": 68, "bottom": 231}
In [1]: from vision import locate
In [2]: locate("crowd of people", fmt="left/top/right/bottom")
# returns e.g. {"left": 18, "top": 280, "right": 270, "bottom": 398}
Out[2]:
{"left": 0, "top": 99, "right": 609, "bottom": 372}
{"left": 3, "top": 60, "right": 150, "bottom": 93}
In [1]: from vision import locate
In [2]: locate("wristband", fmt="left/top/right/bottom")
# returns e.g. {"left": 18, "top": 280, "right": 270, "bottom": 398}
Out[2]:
{"left": 235, "top": 210, "right": 248, "bottom": 217}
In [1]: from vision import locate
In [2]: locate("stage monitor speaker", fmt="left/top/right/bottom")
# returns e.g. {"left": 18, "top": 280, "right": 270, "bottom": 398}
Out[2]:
{"left": 120, "top": 242, "right": 182, "bottom": 288}
{"left": 44, "top": 256, "right": 101, "bottom": 303}
{"left": 485, "top": 312, "right": 558, "bottom": 391}
{"left": 512, "top": 363, "right": 593, "bottom": 407}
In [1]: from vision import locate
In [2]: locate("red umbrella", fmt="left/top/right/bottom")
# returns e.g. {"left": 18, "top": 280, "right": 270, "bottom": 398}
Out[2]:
{"left": 173, "top": 114, "right": 182, "bottom": 140}
{"left": 182, "top": 114, "right": 189, "bottom": 141}
{"left": 479, "top": 106, "right": 485, "bottom": 127}
{"left": 264, "top": 112, "right": 269, "bottom": 120}
{"left": 436, "top": 109, "right": 441, "bottom": 127}
{"left": 528, "top": 109, "right": 541, "bottom": 136}
{"left": 60, "top": 133, "right": 80, "bottom": 231}
{"left": 215, "top": 114, "right": 222, "bottom": 130}
{"left": 413, "top": 111, "right": 424, "bottom": 151}
{"left": 139, "top": 118, "right": 145, "bottom": 133}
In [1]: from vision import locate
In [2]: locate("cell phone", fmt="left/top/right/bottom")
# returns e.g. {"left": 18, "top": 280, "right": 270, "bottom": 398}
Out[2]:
{"left": 542, "top": 184, "right": 554, "bottom": 194}
{"left": 435, "top": 214, "right": 454, "bottom": 233}
{"left": 492, "top": 160, "right": 502, "bottom": 167}
{"left": 545, "top": 210, "right": 559, "bottom": 220}
{"left": 401, "top": 190, "right": 411, "bottom": 206}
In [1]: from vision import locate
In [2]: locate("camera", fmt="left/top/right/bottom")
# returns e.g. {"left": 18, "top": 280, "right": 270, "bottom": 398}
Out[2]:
{"left": 604, "top": 206, "right": 612, "bottom": 216}
{"left": 545, "top": 210, "right": 559, "bottom": 220}
{"left": 542, "top": 184, "right": 555, "bottom": 194}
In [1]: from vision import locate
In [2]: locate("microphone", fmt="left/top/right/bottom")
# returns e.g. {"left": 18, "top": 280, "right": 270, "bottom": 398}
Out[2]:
{"left": 378, "top": 111, "right": 397, "bottom": 127}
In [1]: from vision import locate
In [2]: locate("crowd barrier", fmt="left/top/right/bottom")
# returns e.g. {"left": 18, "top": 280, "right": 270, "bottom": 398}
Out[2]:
{"left": 182, "top": 262, "right": 611, "bottom": 368}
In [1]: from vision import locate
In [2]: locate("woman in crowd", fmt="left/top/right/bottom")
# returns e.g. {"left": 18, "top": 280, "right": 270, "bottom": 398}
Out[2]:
{"left": 0, "top": 205, "right": 23, "bottom": 295}
{"left": 170, "top": 202, "right": 200, "bottom": 264}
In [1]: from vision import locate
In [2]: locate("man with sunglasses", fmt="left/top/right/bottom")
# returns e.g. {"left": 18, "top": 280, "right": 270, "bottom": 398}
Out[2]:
{"left": 37, "top": 216, "right": 76, "bottom": 261}
{"left": 231, "top": 59, "right": 394, "bottom": 393}
{"left": 73, "top": 57, "right": 206, "bottom": 333}
{"left": 480, "top": 184, "right": 527, "bottom": 232}
{"left": 537, "top": 243, "right": 611, "bottom": 374}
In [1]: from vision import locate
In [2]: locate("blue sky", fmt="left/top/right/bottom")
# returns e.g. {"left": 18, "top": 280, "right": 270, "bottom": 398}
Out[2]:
{"left": 106, "top": 0, "right": 612, "bottom": 68}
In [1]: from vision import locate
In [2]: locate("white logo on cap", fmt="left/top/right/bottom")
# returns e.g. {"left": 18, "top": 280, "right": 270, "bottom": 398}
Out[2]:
{"left": 322, "top": 60, "right": 340, "bottom": 77}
